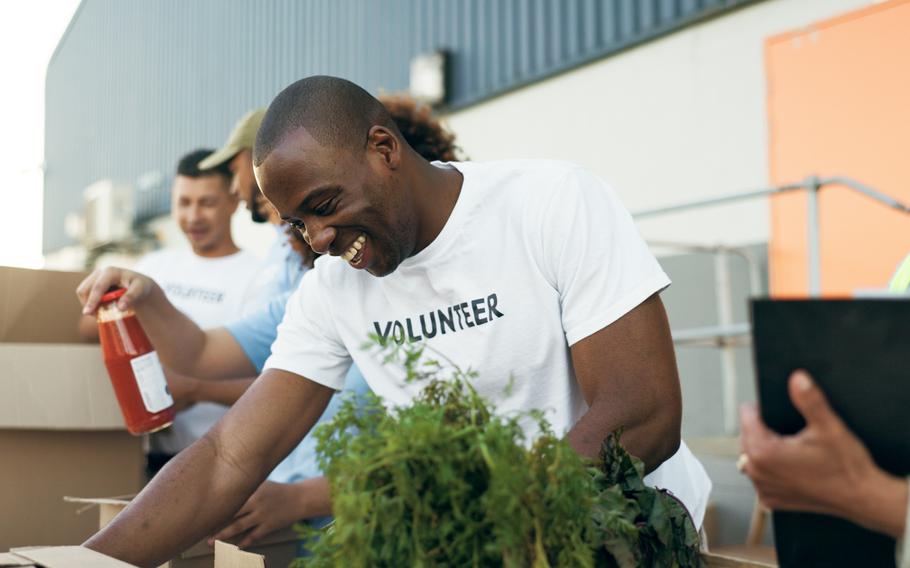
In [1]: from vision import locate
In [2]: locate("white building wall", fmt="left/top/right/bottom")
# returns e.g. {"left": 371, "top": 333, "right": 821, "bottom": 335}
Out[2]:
{"left": 445, "top": 0, "right": 877, "bottom": 248}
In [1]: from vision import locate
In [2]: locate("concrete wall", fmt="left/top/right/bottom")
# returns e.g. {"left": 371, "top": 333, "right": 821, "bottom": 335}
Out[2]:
{"left": 445, "top": 0, "right": 877, "bottom": 248}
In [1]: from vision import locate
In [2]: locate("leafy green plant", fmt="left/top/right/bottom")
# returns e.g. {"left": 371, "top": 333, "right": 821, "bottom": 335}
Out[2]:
{"left": 293, "top": 342, "right": 701, "bottom": 567}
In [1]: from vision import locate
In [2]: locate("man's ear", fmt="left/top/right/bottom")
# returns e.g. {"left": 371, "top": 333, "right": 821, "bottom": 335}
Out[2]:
{"left": 367, "top": 125, "right": 401, "bottom": 170}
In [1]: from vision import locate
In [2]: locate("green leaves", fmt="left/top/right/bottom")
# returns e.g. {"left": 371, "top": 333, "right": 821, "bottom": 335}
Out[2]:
{"left": 294, "top": 343, "right": 701, "bottom": 567}
{"left": 591, "top": 432, "right": 703, "bottom": 568}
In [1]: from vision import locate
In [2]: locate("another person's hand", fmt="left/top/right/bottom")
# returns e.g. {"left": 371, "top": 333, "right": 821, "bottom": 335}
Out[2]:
{"left": 164, "top": 369, "right": 199, "bottom": 413}
{"left": 209, "top": 477, "right": 332, "bottom": 548}
{"left": 740, "top": 370, "right": 908, "bottom": 539}
{"left": 76, "top": 266, "right": 158, "bottom": 315}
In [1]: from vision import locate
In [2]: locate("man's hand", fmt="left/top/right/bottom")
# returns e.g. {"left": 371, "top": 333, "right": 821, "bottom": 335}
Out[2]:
{"left": 740, "top": 370, "right": 908, "bottom": 539}
{"left": 209, "top": 477, "right": 332, "bottom": 548}
{"left": 83, "top": 371, "right": 334, "bottom": 567}
{"left": 76, "top": 266, "right": 254, "bottom": 380}
{"left": 76, "top": 266, "right": 158, "bottom": 315}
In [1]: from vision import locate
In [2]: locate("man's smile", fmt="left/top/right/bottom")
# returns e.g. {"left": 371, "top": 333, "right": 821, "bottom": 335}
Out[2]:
{"left": 342, "top": 233, "right": 368, "bottom": 268}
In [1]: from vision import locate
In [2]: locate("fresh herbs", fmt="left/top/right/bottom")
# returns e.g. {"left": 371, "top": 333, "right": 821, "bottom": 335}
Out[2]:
{"left": 294, "top": 344, "right": 701, "bottom": 567}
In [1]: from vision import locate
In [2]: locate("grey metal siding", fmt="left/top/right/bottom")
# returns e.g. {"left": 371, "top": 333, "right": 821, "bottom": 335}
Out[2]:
{"left": 44, "top": 0, "right": 758, "bottom": 252}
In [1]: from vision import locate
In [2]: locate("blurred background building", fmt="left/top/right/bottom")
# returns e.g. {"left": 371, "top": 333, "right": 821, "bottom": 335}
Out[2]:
{"left": 41, "top": 0, "right": 910, "bottom": 552}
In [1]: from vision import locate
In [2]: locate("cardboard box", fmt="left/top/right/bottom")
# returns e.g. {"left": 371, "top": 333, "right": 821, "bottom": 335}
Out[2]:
{"left": 0, "top": 267, "right": 94, "bottom": 344}
{"left": 214, "top": 541, "right": 266, "bottom": 568}
{"left": 701, "top": 552, "right": 777, "bottom": 567}
{"left": 0, "top": 267, "right": 145, "bottom": 550}
{"left": 65, "top": 496, "right": 298, "bottom": 568}
{"left": 0, "top": 546, "right": 137, "bottom": 567}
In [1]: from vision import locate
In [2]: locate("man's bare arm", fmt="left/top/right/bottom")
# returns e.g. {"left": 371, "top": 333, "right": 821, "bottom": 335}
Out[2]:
{"left": 167, "top": 369, "right": 256, "bottom": 408}
{"left": 77, "top": 266, "right": 256, "bottom": 378}
{"left": 566, "top": 293, "right": 681, "bottom": 473}
{"left": 83, "top": 369, "right": 333, "bottom": 567}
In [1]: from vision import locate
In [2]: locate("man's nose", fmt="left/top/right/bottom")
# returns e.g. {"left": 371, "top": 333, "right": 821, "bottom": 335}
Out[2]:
{"left": 188, "top": 204, "right": 204, "bottom": 221}
{"left": 305, "top": 222, "right": 336, "bottom": 254}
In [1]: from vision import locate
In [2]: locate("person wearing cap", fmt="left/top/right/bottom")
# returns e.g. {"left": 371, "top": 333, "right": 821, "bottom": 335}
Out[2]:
{"left": 198, "top": 108, "right": 267, "bottom": 217}
{"left": 199, "top": 108, "right": 305, "bottom": 310}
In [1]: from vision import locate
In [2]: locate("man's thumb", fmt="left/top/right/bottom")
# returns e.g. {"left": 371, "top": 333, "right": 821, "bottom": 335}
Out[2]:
{"left": 788, "top": 370, "right": 843, "bottom": 432}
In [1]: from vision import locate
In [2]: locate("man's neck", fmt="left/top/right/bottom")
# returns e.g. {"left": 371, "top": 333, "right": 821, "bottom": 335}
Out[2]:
{"left": 410, "top": 157, "right": 463, "bottom": 255}
{"left": 191, "top": 241, "right": 240, "bottom": 258}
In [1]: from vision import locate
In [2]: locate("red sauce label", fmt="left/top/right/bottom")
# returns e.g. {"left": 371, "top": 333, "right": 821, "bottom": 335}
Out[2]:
{"left": 98, "top": 313, "right": 174, "bottom": 435}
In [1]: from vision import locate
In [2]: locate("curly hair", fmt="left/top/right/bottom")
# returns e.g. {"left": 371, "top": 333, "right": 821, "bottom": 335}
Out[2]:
{"left": 286, "top": 94, "right": 462, "bottom": 268}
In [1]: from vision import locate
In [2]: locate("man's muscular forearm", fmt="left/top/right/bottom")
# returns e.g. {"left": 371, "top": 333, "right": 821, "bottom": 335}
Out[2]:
{"left": 84, "top": 435, "right": 259, "bottom": 567}
{"left": 566, "top": 396, "right": 680, "bottom": 473}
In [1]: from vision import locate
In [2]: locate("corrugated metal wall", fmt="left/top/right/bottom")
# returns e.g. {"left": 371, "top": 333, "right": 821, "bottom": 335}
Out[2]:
{"left": 45, "top": 0, "right": 757, "bottom": 252}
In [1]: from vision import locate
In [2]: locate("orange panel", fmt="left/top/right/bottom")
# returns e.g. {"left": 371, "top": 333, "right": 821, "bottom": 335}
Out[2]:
{"left": 766, "top": 0, "right": 910, "bottom": 297}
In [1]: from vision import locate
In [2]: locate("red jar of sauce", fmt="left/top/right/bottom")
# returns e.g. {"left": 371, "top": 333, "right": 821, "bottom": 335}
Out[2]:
{"left": 97, "top": 288, "right": 174, "bottom": 435}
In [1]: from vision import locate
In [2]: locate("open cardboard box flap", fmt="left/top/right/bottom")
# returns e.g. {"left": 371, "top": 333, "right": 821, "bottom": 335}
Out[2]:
{"left": 1, "top": 544, "right": 269, "bottom": 568}
{"left": 0, "top": 267, "right": 89, "bottom": 344}
{"left": 0, "top": 546, "right": 136, "bottom": 567}
{"left": 0, "top": 267, "right": 124, "bottom": 431}
{"left": 65, "top": 496, "right": 297, "bottom": 564}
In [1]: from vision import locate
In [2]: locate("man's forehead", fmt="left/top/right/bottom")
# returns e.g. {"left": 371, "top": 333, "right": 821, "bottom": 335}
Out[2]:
{"left": 256, "top": 129, "right": 345, "bottom": 197}
{"left": 173, "top": 175, "right": 228, "bottom": 195}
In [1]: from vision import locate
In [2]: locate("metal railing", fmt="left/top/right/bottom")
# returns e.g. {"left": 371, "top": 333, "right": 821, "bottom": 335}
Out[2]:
{"left": 634, "top": 176, "right": 910, "bottom": 434}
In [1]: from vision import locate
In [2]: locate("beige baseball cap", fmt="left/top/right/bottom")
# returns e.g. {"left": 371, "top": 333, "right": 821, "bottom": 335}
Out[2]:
{"left": 199, "top": 107, "right": 266, "bottom": 170}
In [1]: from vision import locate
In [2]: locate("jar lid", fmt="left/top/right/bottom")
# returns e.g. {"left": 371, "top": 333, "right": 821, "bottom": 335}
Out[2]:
{"left": 99, "top": 288, "right": 127, "bottom": 304}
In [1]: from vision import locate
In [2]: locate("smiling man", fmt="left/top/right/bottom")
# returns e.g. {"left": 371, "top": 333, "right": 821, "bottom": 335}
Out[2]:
{"left": 133, "top": 148, "right": 261, "bottom": 475}
{"left": 82, "top": 77, "right": 710, "bottom": 567}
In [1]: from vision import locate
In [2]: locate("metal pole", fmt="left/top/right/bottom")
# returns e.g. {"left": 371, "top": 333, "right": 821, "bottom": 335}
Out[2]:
{"left": 632, "top": 183, "right": 805, "bottom": 219}
{"left": 714, "top": 248, "right": 738, "bottom": 434}
{"left": 806, "top": 176, "right": 821, "bottom": 297}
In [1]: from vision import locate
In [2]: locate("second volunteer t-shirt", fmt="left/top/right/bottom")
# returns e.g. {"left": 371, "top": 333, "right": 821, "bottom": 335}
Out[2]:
{"left": 135, "top": 247, "right": 260, "bottom": 454}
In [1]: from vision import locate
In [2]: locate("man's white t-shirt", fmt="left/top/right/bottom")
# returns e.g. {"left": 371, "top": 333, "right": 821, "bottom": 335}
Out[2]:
{"left": 265, "top": 160, "right": 712, "bottom": 526}
{"left": 136, "top": 247, "right": 260, "bottom": 453}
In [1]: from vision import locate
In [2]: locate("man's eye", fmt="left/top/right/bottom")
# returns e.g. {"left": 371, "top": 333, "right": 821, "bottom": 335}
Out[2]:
{"left": 314, "top": 199, "right": 335, "bottom": 216}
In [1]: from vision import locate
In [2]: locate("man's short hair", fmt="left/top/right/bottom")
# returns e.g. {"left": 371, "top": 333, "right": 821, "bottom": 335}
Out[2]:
{"left": 177, "top": 148, "right": 232, "bottom": 184}
{"left": 253, "top": 76, "right": 399, "bottom": 167}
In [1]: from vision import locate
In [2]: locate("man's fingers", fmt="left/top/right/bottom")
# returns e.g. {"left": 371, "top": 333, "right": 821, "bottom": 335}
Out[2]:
{"left": 75, "top": 273, "right": 98, "bottom": 307}
{"left": 788, "top": 370, "right": 844, "bottom": 433}
{"left": 81, "top": 267, "right": 123, "bottom": 314}
{"left": 238, "top": 526, "right": 269, "bottom": 549}
{"left": 118, "top": 276, "right": 147, "bottom": 311}
{"left": 212, "top": 514, "right": 254, "bottom": 544}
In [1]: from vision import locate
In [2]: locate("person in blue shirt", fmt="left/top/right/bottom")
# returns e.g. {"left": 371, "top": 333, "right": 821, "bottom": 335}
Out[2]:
{"left": 78, "top": 94, "right": 464, "bottom": 549}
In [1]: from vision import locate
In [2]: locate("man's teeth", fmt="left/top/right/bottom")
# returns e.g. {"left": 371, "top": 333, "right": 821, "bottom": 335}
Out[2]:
{"left": 342, "top": 234, "right": 367, "bottom": 262}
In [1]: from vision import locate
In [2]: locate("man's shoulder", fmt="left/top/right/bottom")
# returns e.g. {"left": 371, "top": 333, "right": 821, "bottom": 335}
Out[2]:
{"left": 460, "top": 159, "right": 595, "bottom": 198}
{"left": 229, "top": 249, "right": 263, "bottom": 268}
{"left": 462, "top": 158, "right": 588, "bottom": 178}
{"left": 134, "top": 247, "right": 187, "bottom": 275}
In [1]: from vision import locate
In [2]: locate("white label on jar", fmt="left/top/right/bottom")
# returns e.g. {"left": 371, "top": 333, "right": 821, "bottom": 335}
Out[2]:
{"left": 129, "top": 351, "right": 174, "bottom": 413}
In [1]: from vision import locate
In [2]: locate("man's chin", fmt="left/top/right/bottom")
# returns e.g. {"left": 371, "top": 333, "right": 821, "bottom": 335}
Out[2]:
{"left": 187, "top": 236, "right": 215, "bottom": 251}
{"left": 366, "top": 259, "right": 398, "bottom": 278}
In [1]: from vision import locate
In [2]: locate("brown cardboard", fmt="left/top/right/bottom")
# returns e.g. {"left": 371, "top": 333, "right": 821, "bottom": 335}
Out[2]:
{"left": 1, "top": 546, "right": 137, "bottom": 567}
{"left": 0, "top": 267, "right": 89, "bottom": 344}
{"left": 0, "top": 269, "right": 145, "bottom": 551}
{"left": 701, "top": 552, "right": 777, "bottom": 567}
{"left": 66, "top": 496, "right": 298, "bottom": 568}
{"left": 0, "top": 432, "right": 143, "bottom": 550}
{"left": 0, "top": 344, "right": 123, "bottom": 429}
{"left": 214, "top": 541, "right": 265, "bottom": 568}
